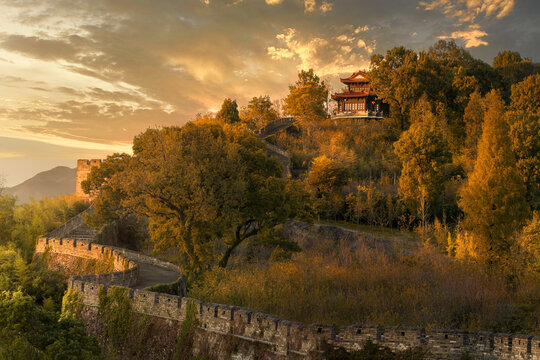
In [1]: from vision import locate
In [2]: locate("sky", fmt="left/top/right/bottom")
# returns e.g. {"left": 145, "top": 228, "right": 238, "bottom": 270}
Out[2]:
{"left": 0, "top": 0, "right": 538, "bottom": 186}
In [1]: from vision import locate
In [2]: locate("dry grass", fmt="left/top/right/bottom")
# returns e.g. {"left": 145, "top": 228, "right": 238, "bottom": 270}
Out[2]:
{"left": 190, "top": 241, "right": 540, "bottom": 334}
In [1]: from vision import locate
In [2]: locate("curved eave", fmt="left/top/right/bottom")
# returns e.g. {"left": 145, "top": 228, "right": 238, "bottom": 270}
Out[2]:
{"left": 340, "top": 78, "right": 369, "bottom": 84}
{"left": 331, "top": 91, "right": 376, "bottom": 100}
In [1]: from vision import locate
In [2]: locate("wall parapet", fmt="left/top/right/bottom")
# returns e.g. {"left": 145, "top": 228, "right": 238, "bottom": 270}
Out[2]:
{"left": 36, "top": 212, "right": 540, "bottom": 359}
{"left": 36, "top": 236, "right": 139, "bottom": 288}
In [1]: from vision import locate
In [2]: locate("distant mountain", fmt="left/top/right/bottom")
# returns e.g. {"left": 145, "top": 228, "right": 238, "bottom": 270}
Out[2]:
{"left": 5, "top": 166, "right": 77, "bottom": 204}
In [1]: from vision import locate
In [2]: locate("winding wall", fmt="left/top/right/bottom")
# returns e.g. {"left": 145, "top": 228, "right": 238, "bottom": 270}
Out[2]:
{"left": 35, "top": 223, "right": 540, "bottom": 359}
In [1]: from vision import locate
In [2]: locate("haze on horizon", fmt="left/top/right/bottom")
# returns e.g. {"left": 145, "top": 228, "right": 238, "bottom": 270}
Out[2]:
{"left": 0, "top": 0, "right": 538, "bottom": 186}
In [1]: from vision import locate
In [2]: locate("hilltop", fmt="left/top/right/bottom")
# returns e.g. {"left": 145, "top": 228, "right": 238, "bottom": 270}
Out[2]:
{"left": 5, "top": 166, "right": 76, "bottom": 204}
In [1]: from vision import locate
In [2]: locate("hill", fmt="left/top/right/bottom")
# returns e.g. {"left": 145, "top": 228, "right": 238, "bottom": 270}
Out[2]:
{"left": 6, "top": 166, "right": 77, "bottom": 203}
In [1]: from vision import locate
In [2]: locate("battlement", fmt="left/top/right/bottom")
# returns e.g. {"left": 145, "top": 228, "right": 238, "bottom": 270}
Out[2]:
{"left": 36, "top": 236, "right": 138, "bottom": 287}
{"left": 36, "top": 216, "right": 540, "bottom": 359}
{"left": 61, "top": 274, "right": 540, "bottom": 359}
{"left": 75, "top": 159, "right": 102, "bottom": 199}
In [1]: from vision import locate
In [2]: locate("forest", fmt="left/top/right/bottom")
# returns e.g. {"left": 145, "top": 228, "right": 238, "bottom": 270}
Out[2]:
{"left": 0, "top": 40, "right": 538, "bottom": 358}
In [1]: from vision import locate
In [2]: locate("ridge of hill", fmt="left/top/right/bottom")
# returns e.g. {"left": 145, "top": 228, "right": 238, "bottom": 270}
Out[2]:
{"left": 6, "top": 166, "right": 76, "bottom": 203}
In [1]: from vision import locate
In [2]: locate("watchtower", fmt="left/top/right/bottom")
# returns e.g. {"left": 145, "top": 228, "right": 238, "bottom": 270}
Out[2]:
{"left": 75, "top": 159, "right": 102, "bottom": 199}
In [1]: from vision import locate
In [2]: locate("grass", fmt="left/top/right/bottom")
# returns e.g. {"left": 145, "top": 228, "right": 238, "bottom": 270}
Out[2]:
{"left": 189, "top": 235, "right": 540, "bottom": 334}
{"left": 318, "top": 219, "right": 421, "bottom": 252}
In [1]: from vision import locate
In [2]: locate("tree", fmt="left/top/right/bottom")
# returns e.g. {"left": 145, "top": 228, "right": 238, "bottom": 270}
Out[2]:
{"left": 216, "top": 98, "right": 240, "bottom": 124}
{"left": 306, "top": 155, "right": 349, "bottom": 220}
{"left": 508, "top": 74, "right": 540, "bottom": 210}
{"left": 459, "top": 90, "right": 529, "bottom": 263}
{"left": 510, "top": 73, "right": 540, "bottom": 114}
{"left": 0, "top": 194, "right": 15, "bottom": 246}
{"left": 368, "top": 46, "right": 422, "bottom": 130}
{"left": 462, "top": 90, "right": 485, "bottom": 171}
{"left": 493, "top": 51, "right": 535, "bottom": 98}
{"left": 242, "top": 95, "right": 279, "bottom": 129}
{"left": 283, "top": 69, "right": 328, "bottom": 127}
{"left": 394, "top": 98, "right": 451, "bottom": 226}
{"left": 0, "top": 246, "right": 101, "bottom": 359}
{"left": 85, "top": 122, "right": 310, "bottom": 277}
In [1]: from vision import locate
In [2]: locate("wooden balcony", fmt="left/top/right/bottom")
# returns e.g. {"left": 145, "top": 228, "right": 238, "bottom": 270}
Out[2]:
{"left": 331, "top": 110, "right": 384, "bottom": 119}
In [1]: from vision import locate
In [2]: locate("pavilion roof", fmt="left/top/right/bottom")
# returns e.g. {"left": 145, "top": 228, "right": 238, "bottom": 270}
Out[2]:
{"left": 340, "top": 70, "right": 369, "bottom": 84}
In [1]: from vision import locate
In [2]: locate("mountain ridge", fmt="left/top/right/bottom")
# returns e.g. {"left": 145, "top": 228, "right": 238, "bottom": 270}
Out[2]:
{"left": 5, "top": 166, "right": 76, "bottom": 203}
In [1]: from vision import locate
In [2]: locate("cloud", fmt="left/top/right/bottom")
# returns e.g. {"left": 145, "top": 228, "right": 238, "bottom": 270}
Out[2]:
{"left": 320, "top": 1, "right": 333, "bottom": 12}
{"left": 354, "top": 25, "right": 370, "bottom": 33}
{"left": 0, "top": 0, "right": 536, "bottom": 168}
{"left": 438, "top": 25, "right": 488, "bottom": 47}
{"left": 0, "top": 152, "right": 23, "bottom": 159}
{"left": 418, "top": 0, "right": 515, "bottom": 23}
{"left": 1, "top": 35, "right": 79, "bottom": 61}
{"left": 267, "top": 28, "right": 372, "bottom": 76}
{"left": 419, "top": 0, "right": 515, "bottom": 48}
{"left": 356, "top": 39, "right": 377, "bottom": 54}
{"left": 304, "top": 0, "right": 316, "bottom": 13}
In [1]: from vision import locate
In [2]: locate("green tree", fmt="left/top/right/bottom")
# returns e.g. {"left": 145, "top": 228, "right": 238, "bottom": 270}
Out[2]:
{"left": 508, "top": 74, "right": 540, "bottom": 210}
{"left": 0, "top": 194, "right": 15, "bottom": 245}
{"left": 459, "top": 90, "right": 529, "bottom": 263}
{"left": 283, "top": 69, "right": 328, "bottom": 127}
{"left": 10, "top": 196, "right": 88, "bottom": 261}
{"left": 368, "top": 46, "right": 421, "bottom": 130}
{"left": 493, "top": 51, "right": 535, "bottom": 98}
{"left": 394, "top": 98, "right": 451, "bottom": 226}
{"left": 216, "top": 98, "right": 240, "bottom": 124}
{"left": 306, "top": 155, "right": 349, "bottom": 220}
{"left": 242, "top": 95, "right": 279, "bottom": 129}
{"left": 85, "top": 122, "right": 309, "bottom": 277}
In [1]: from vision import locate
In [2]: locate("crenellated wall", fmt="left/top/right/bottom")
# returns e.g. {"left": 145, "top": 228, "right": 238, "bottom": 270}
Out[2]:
{"left": 36, "top": 228, "right": 540, "bottom": 359}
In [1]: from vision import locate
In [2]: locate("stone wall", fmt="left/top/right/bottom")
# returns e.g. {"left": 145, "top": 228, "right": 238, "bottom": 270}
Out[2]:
{"left": 61, "top": 278, "right": 540, "bottom": 360}
{"left": 36, "top": 223, "right": 540, "bottom": 359}
{"left": 36, "top": 236, "right": 139, "bottom": 287}
{"left": 75, "top": 159, "right": 102, "bottom": 199}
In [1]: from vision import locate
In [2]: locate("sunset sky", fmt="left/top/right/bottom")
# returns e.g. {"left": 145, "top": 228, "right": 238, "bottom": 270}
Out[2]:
{"left": 0, "top": 0, "right": 538, "bottom": 186}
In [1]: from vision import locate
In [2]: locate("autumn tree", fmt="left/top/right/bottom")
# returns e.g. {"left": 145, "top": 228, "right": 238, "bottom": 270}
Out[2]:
{"left": 394, "top": 98, "right": 451, "bottom": 226}
{"left": 461, "top": 90, "right": 485, "bottom": 172}
{"left": 84, "top": 122, "right": 309, "bottom": 277}
{"left": 216, "top": 98, "right": 240, "bottom": 124}
{"left": 306, "top": 155, "right": 349, "bottom": 220}
{"left": 459, "top": 90, "right": 529, "bottom": 263}
{"left": 283, "top": 69, "right": 328, "bottom": 128}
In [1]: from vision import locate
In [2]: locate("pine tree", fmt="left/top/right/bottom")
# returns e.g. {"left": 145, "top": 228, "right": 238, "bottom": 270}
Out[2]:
{"left": 458, "top": 90, "right": 529, "bottom": 263}
{"left": 216, "top": 98, "right": 240, "bottom": 124}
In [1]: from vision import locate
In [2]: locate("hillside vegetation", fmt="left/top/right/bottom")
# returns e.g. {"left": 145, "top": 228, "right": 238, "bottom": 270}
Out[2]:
{"left": 77, "top": 41, "right": 540, "bottom": 334}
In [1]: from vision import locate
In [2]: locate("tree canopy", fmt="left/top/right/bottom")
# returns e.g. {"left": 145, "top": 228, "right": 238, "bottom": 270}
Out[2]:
{"left": 394, "top": 98, "right": 451, "bottom": 224}
{"left": 84, "top": 121, "right": 310, "bottom": 277}
{"left": 216, "top": 98, "right": 241, "bottom": 124}
{"left": 242, "top": 95, "right": 279, "bottom": 130}
{"left": 284, "top": 69, "right": 328, "bottom": 125}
